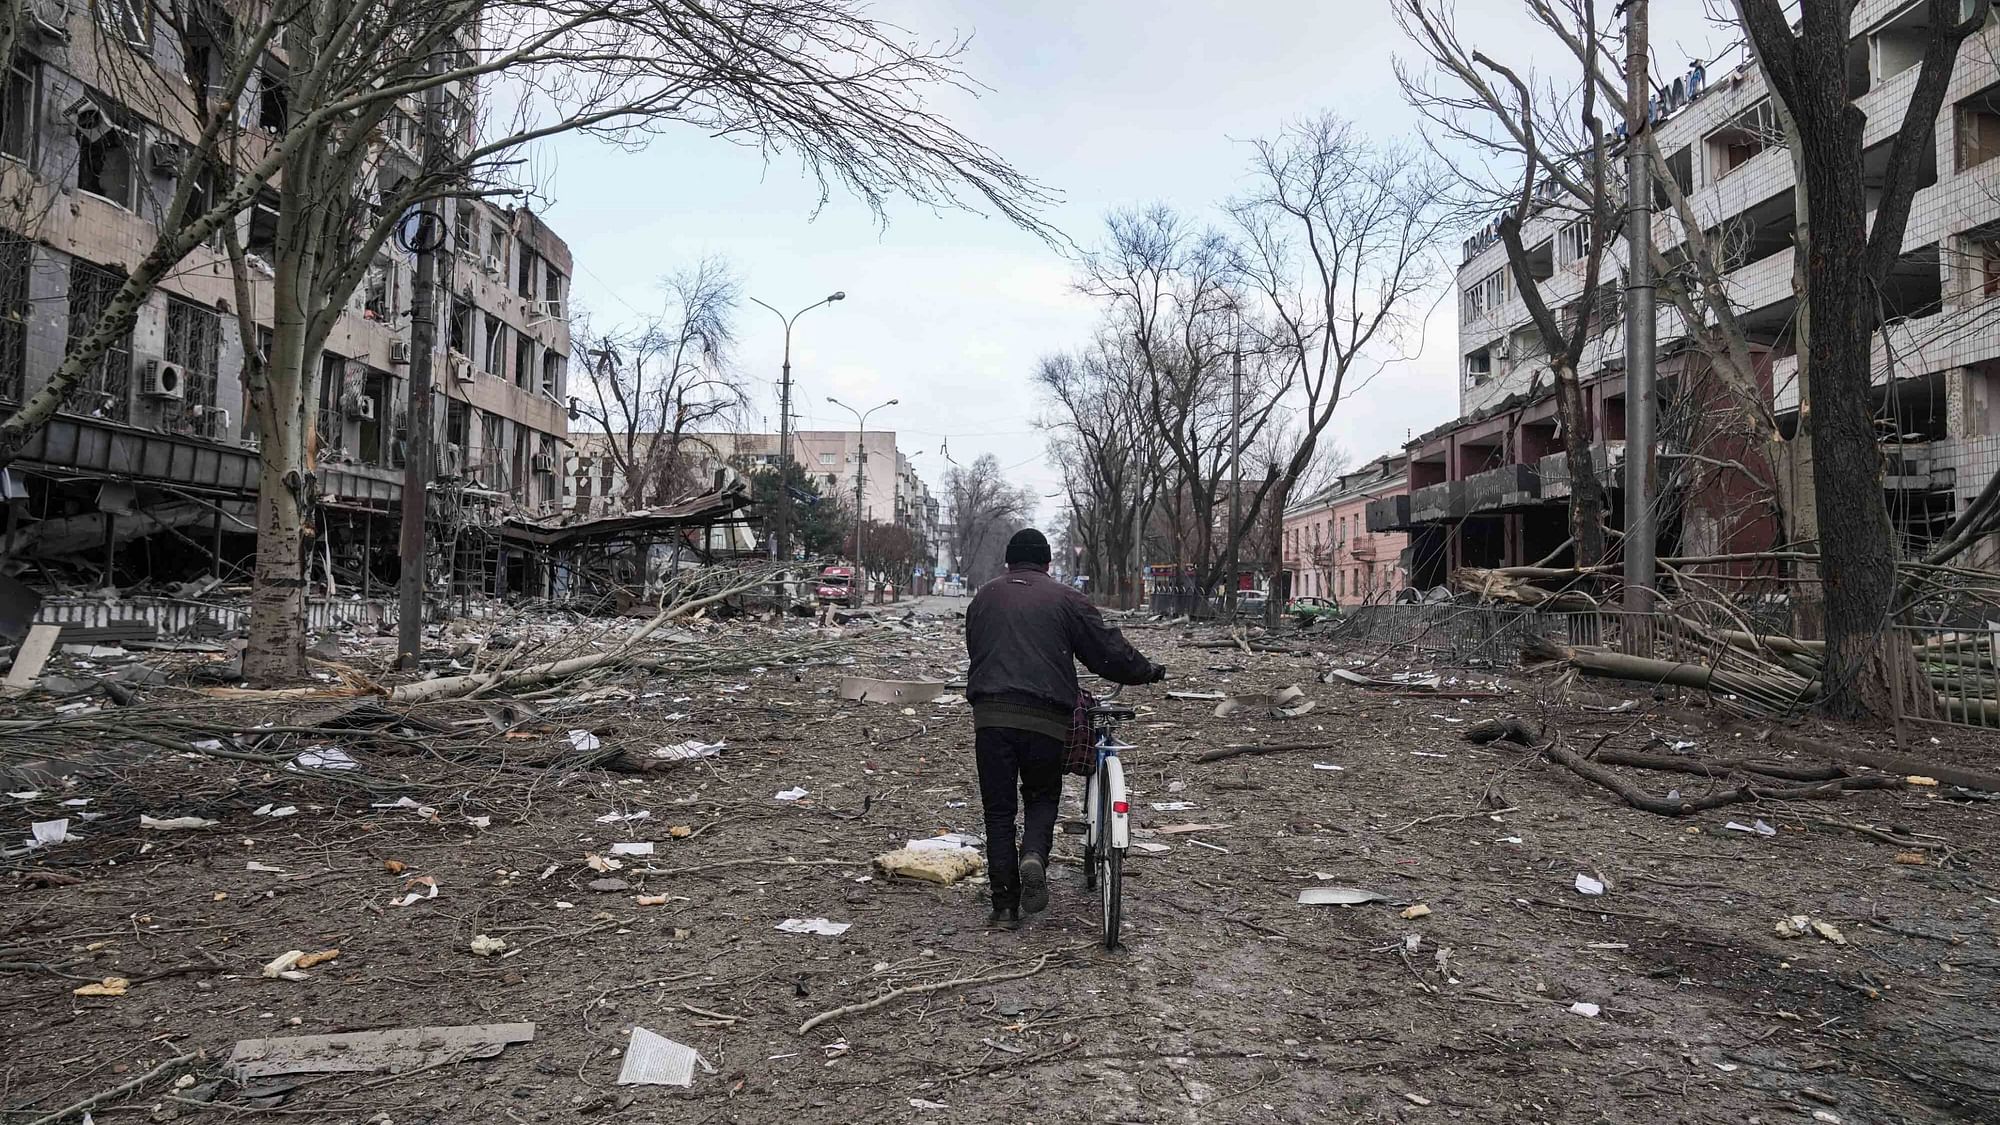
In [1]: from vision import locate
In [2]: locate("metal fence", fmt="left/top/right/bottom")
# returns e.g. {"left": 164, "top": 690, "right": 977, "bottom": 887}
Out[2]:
{"left": 1894, "top": 624, "right": 2000, "bottom": 731}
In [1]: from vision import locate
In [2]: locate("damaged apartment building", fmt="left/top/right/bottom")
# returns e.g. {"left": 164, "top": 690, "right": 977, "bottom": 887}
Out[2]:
{"left": 1376, "top": 2, "right": 2000, "bottom": 587}
{"left": 0, "top": 0, "right": 574, "bottom": 615}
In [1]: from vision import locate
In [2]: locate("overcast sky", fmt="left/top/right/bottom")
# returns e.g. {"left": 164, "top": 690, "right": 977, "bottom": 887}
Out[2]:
{"left": 536, "top": 1, "right": 1731, "bottom": 516}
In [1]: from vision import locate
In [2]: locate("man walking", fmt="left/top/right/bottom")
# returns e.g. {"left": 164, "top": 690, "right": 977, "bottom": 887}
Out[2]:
{"left": 966, "top": 529, "right": 1164, "bottom": 930}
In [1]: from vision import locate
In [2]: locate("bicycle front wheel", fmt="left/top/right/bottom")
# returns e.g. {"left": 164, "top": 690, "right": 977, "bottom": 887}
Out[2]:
{"left": 1099, "top": 847, "right": 1122, "bottom": 950}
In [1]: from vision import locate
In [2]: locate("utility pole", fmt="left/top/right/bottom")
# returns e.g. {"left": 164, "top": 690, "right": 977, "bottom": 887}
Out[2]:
{"left": 1224, "top": 329, "right": 1243, "bottom": 619}
{"left": 396, "top": 74, "right": 446, "bottom": 670}
{"left": 1622, "top": 0, "right": 1657, "bottom": 614}
{"left": 750, "top": 293, "right": 845, "bottom": 572}
{"left": 827, "top": 395, "right": 897, "bottom": 589}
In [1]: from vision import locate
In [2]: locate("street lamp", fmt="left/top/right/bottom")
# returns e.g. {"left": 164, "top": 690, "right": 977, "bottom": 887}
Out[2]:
{"left": 747, "top": 291, "right": 844, "bottom": 564}
{"left": 826, "top": 395, "right": 897, "bottom": 586}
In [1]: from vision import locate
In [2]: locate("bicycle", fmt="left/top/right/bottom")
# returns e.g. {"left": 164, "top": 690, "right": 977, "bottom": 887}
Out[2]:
{"left": 1080, "top": 685, "right": 1138, "bottom": 950}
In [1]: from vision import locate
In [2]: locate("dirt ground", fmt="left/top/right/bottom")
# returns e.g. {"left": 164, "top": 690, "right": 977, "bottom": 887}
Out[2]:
{"left": 4, "top": 604, "right": 1999, "bottom": 1124}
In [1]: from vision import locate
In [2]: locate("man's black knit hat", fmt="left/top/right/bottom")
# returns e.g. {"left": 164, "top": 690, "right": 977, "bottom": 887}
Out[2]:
{"left": 1005, "top": 528, "right": 1052, "bottom": 567}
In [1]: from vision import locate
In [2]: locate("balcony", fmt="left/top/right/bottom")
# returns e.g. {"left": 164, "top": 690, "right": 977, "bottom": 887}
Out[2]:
{"left": 1409, "top": 480, "right": 1466, "bottom": 524}
{"left": 1538, "top": 442, "right": 1626, "bottom": 500}
{"left": 1463, "top": 463, "right": 1541, "bottom": 513}
{"left": 1349, "top": 538, "right": 1381, "bottom": 561}
{"left": 1365, "top": 494, "right": 1412, "bottom": 532}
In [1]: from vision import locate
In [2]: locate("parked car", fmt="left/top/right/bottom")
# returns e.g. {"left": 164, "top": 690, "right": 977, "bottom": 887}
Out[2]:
{"left": 816, "top": 565, "right": 864, "bottom": 607}
{"left": 1287, "top": 596, "right": 1341, "bottom": 625}
{"left": 1232, "top": 590, "right": 1269, "bottom": 617}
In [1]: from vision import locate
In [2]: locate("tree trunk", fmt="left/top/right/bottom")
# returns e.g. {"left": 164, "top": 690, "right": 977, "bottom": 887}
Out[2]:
{"left": 1553, "top": 359, "right": 1606, "bottom": 567}
{"left": 1795, "top": 103, "right": 1896, "bottom": 717}
{"left": 1768, "top": 434, "right": 1823, "bottom": 638}
{"left": 245, "top": 456, "right": 308, "bottom": 680}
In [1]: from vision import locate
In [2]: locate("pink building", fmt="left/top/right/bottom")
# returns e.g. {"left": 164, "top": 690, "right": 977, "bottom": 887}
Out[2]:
{"left": 1282, "top": 453, "right": 1410, "bottom": 606}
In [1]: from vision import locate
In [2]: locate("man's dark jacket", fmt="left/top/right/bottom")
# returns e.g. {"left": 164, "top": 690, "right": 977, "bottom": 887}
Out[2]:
{"left": 966, "top": 565, "right": 1156, "bottom": 740}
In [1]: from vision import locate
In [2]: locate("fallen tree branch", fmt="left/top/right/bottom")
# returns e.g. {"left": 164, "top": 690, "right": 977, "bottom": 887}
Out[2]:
{"left": 1194, "top": 741, "right": 1343, "bottom": 764}
{"left": 1589, "top": 747, "right": 1850, "bottom": 783}
{"left": 798, "top": 947, "right": 1075, "bottom": 1035}
{"left": 1543, "top": 740, "right": 1902, "bottom": 816}
{"left": 1767, "top": 731, "right": 2000, "bottom": 793}
{"left": 1463, "top": 717, "right": 1541, "bottom": 746}
{"left": 25, "top": 1051, "right": 200, "bottom": 1125}
{"left": 632, "top": 857, "right": 870, "bottom": 877}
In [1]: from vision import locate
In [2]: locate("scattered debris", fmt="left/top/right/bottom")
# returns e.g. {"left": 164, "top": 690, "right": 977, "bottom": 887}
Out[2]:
{"left": 261, "top": 951, "right": 310, "bottom": 980}
{"left": 775, "top": 787, "right": 810, "bottom": 802}
{"left": 838, "top": 676, "right": 949, "bottom": 704}
{"left": 291, "top": 747, "right": 357, "bottom": 771}
{"left": 1400, "top": 904, "right": 1432, "bottom": 920}
{"left": 72, "top": 977, "right": 129, "bottom": 997}
{"left": 617, "top": 1027, "right": 706, "bottom": 1087}
{"left": 391, "top": 875, "right": 439, "bottom": 907}
{"left": 874, "top": 845, "right": 985, "bottom": 885}
{"left": 139, "top": 814, "right": 217, "bottom": 831}
{"left": 777, "top": 917, "right": 851, "bottom": 936}
{"left": 608, "top": 842, "right": 655, "bottom": 856}
{"left": 1724, "top": 819, "right": 1777, "bottom": 837}
{"left": 1775, "top": 915, "right": 1848, "bottom": 945}
{"left": 1298, "top": 887, "right": 1387, "bottom": 906}
{"left": 1568, "top": 1001, "right": 1601, "bottom": 1017}
{"left": 227, "top": 1023, "right": 537, "bottom": 1079}
{"left": 1215, "top": 684, "right": 1316, "bottom": 720}
{"left": 470, "top": 935, "right": 507, "bottom": 956}
{"left": 1574, "top": 874, "right": 1605, "bottom": 896}
{"left": 2, "top": 623, "right": 60, "bottom": 690}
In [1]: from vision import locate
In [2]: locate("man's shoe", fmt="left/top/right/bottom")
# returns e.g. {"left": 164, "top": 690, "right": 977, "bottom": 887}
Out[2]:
{"left": 986, "top": 907, "right": 1020, "bottom": 931}
{"left": 1020, "top": 854, "right": 1049, "bottom": 914}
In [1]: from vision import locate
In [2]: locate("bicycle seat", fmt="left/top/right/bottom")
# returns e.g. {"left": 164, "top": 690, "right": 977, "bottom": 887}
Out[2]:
{"left": 1089, "top": 704, "right": 1137, "bottom": 721}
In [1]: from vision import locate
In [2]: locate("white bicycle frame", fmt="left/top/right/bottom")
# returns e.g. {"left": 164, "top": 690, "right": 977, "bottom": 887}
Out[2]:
{"left": 1084, "top": 735, "right": 1132, "bottom": 851}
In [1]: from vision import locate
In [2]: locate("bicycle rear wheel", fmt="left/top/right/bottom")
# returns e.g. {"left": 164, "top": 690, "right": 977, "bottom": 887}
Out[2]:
{"left": 1099, "top": 847, "right": 1122, "bottom": 950}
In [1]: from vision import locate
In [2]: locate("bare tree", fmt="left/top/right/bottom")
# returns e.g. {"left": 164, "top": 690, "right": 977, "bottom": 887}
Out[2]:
{"left": 1036, "top": 336, "right": 1163, "bottom": 608}
{"left": 1080, "top": 206, "right": 1289, "bottom": 600}
{"left": 573, "top": 258, "right": 743, "bottom": 508}
{"left": 1734, "top": 0, "right": 1980, "bottom": 716}
{"left": 945, "top": 453, "right": 1034, "bottom": 586}
{"left": 1231, "top": 113, "right": 1451, "bottom": 615}
{"left": 0, "top": 0, "right": 1054, "bottom": 680}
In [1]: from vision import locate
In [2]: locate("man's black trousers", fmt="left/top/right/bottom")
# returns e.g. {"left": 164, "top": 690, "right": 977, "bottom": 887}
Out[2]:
{"left": 975, "top": 725, "right": 1065, "bottom": 911}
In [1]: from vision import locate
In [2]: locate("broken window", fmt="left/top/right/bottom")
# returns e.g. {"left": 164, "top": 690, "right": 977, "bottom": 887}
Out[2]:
{"left": 1555, "top": 217, "right": 1590, "bottom": 266}
{"left": 1967, "top": 231, "right": 2000, "bottom": 301}
{"left": 538, "top": 434, "right": 558, "bottom": 505}
{"left": 65, "top": 260, "right": 132, "bottom": 421}
{"left": 92, "top": 0, "right": 149, "bottom": 49}
{"left": 1957, "top": 83, "right": 2000, "bottom": 171}
{"left": 75, "top": 100, "right": 135, "bottom": 208}
{"left": 455, "top": 202, "right": 476, "bottom": 259}
{"left": 487, "top": 221, "right": 506, "bottom": 272}
{"left": 1522, "top": 239, "right": 1554, "bottom": 281}
{"left": 1462, "top": 269, "right": 1508, "bottom": 323}
{"left": 540, "top": 350, "right": 562, "bottom": 397}
{"left": 445, "top": 398, "right": 468, "bottom": 450}
{"left": 517, "top": 247, "right": 538, "bottom": 299}
{"left": 543, "top": 262, "right": 562, "bottom": 314}
{"left": 1, "top": 62, "right": 36, "bottom": 163}
{"left": 447, "top": 299, "right": 469, "bottom": 356}
{"left": 0, "top": 233, "right": 26, "bottom": 400}
{"left": 1464, "top": 346, "right": 1492, "bottom": 385}
{"left": 482, "top": 313, "right": 505, "bottom": 378}
{"left": 165, "top": 297, "right": 221, "bottom": 433}
{"left": 245, "top": 190, "right": 280, "bottom": 259}
{"left": 364, "top": 257, "right": 390, "bottom": 320}
{"left": 1705, "top": 100, "right": 1781, "bottom": 181}
{"left": 257, "top": 60, "right": 289, "bottom": 132}
{"left": 515, "top": 334, "right": 535, "bottom": 390}
{"left": 1652, "top": 146, "right": 1694, "bottom": 210}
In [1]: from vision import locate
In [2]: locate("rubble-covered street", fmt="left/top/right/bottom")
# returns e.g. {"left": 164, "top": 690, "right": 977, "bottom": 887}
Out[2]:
{"left": 5, "top": 598, "right": 1998, "bottom": 1124}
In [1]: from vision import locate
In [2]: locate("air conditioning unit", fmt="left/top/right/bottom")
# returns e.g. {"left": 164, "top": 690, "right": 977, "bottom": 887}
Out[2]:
{"left": 147, "top": 139, "right": 185, "bottom": 177}
{"left": 448, "top": 352, "right": 473, "bottom": 383}
{"left": 530, "top": 451, "right": 554, "bottom": 473}
{"left": 141, "top": 359, "right": 186, "bottom": 400}
{"left": 64, "top": 96, "right": 115, "bottom": 143}
{"left": 531, "top": 299, "right": 563, "bottom": 321}
{"left": 483, "top": 254, "right": 503, "bottom": 275}
{"left": 200, "top": 407, "right": 231, "bottom": 437}
{"left": 388, "top": 340, "right": 411, "bottom": 365}
{"left": 342, "top": 394, "right": 375, "bottom": 420}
